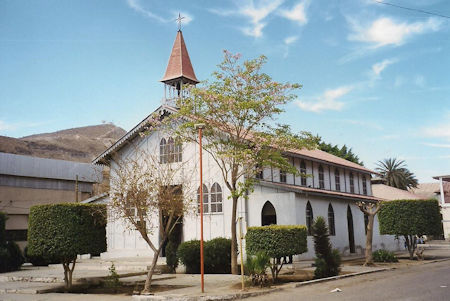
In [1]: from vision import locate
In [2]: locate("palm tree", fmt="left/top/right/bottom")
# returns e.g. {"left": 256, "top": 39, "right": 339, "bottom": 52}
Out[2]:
{"left": 375, "top": 158, "right": 418, "bottom": 190}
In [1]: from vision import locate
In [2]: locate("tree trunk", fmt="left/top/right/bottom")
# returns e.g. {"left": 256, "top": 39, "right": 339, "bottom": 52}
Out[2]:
{"left": 405, "top": 235, "right": 416, "bottom": 260}
{"left": 63, "top": 262, "right": 69, "bottom": 290}
{"left": 142, "top": 247, "right": 163, "bottom": 295}
{"left": 364, "top": 214, "right": 375, "bottom": 266}
{"left": 231, "top": 195, "right": 239, "bottom": 275}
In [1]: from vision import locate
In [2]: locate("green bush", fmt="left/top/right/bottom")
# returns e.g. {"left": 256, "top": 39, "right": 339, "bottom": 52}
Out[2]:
{"left": 177, "top": 238, "right": 232, "bottom": 274}
{"left": 312, "top": 217, "right": 341, "bottom": 279}
{"left": 373, "top": 249, "right": 398, "bottom": 263}
{"left": 177, "top": 240, "right": 200, "bottom": 274}
{"left": 204, "top": 237, "right": 231, "bottom": 274}
{"left": 27, "top": 203, "right": 107, "bottom": 288}
{"left": 165, "top": 240, "right": 179, "bottom": 272}
{"left": 379, "top": 199, "right": 442, "bottom": 259}
{"left": 0, "top": 212, "right": 24, "bottom": 273}
{"left": 246, "top": 225, "right": 308, "bottom": 281}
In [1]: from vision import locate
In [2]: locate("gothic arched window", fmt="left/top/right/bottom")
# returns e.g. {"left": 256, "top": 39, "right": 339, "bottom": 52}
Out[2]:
{"left": 306, "top": 201, "right": 314, "bottom": 236}
{"left": 328, "top": 204, "right": 336, "bottom": 236}
{"left": 159, "top": 138, "right": 168, "bottom": 164}
{"left": 197, "top": 184, "right": 209, "bottom": 214}
{"left": 167, "top": 137, "right": 175, "bottom": 162}
{"left": 210, "top": 183, "right": 223, "bottom": 213}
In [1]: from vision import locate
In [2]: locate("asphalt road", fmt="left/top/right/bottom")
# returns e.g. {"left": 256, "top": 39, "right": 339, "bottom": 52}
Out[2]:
{"left": 249, "top": 259, "right": 450, "bottom": 301}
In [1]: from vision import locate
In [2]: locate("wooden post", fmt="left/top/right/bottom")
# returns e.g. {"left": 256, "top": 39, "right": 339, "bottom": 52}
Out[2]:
{"left": 196, "top": 123, "right": 205, "bottom": 293}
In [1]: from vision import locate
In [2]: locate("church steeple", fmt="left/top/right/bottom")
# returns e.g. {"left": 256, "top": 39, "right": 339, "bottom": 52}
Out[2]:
{"left": 161, "top": 30, "right": 198, "bottom": 102}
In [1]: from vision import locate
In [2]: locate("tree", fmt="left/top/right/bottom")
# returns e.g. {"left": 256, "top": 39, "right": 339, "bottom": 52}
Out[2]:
{"left": 357, "top": 201, "right": 382, "bottom": 266}
{"left": 246, "top": 225, "right": 307, "bottom": 281}
{"left": 109, "top": 150, "right": 194, "bottom": 294}
{"left": 378, "top": 199, "right": 442, "bottom": 259}
{"left": 376, "top": 158, "right": 418, "bottom": 190}
{"left": 312, "top": 217, "right": 340, "bottom": 278}
{"left": 172, "top": 51, "right": 317, "bottom": 274}
{"left": 316, "top": 136, "right": 363, "bottom": 165}
{"left": 27, "top": 204, "right": 106, "bottom": 289}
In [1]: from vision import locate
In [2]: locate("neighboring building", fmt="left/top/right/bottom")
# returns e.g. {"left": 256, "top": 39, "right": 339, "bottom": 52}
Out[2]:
{"left": 431, "top": 175, "right": 450, "bottom": 240}
{"left": 372, "top": 184, "right": 422, "bottom": 201}
{"left": 93, "top": 30, "right": 401, "bottom": 260}
{"left": 0, "top": 152, "right": 102, "bottom": 248}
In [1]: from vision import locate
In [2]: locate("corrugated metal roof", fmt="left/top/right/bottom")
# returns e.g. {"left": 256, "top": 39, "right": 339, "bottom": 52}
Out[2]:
{"left": 372, "top": 184, "right": 422, "bottom": 201}
{"left": 0, "top": 152, "right": 102, "bottom": 183}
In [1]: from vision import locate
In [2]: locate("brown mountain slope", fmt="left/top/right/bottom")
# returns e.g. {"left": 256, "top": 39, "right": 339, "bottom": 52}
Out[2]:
{"left": 0, "top": 124, "right": 126, "bottom": 163}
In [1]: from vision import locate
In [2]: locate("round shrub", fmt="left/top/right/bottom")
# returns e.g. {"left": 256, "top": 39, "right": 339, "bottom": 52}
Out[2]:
{"left": 373, "top": 249, "right": 398, "bottom": 263}
{"left": 177, "top": 238, "right": 232, "bottom": 274}
{"left": 204, "top": 237, "right": 231, "bottom": 274}
{"left": 177, "top": 240, "right": 200, "bottom": 274}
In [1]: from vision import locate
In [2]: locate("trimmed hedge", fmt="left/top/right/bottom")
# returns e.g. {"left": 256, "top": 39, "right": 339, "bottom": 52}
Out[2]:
{"left": 27, "top": 203, "right": 107, "bottom": 263}
{"left": 378, "top": 199, "right": 442, "bottom": 236}
{"left": 177, "top": 238, "right": 232, "bottom": 274}
{"left": 245, "top": 225, "right": 308, "bottom": 258}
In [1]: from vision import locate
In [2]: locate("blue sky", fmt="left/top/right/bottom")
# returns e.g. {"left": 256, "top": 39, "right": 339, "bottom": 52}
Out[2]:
{"left": 1, "top": 0, "right": 449, "bottom": 182}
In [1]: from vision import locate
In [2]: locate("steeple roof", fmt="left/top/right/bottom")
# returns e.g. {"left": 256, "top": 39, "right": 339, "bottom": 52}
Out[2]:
{"left": 161, "top": 30, "right": 199, "bottom": 84}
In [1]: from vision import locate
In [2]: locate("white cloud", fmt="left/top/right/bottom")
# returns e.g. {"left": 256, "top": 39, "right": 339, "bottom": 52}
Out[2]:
{"left": 284, "top": 35, "right": 298, "bottom": 45}
{"left": 279, "top": 1, "right": 309, "bottom": 25}
{"left": 348, "top": 17, "right": 442, "bottom": 48}
{"left": 126, "top": 0, "right": 193, "bottom": 26}
{"left": 296, "top": 86, "right": 353, "bottom": 113}
{"left": 422, "top": 123, "right": 450, "bottom": 141}
{"left": 423, "top": 143, "right": 450, "bottom": 148}
{"left": 238, "top": 0, "right": 283, "bottom": 37}
{"left": 372, "top": 59, "right": 395, "bottom": 76}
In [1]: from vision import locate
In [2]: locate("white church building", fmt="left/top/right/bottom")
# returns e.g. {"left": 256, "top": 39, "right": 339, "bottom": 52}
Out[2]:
{"left": 93, "top": 30, "right": 401, "bottom": 260}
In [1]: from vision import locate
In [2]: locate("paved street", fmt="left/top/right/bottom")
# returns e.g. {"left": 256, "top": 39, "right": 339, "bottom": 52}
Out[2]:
{"left": 249, "top": 260, "right": 450, "bottom": 301}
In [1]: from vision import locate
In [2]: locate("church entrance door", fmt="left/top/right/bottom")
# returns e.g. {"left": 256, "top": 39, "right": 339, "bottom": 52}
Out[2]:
{"left": 347, "top": 205, "right": 356, "bottom": 253}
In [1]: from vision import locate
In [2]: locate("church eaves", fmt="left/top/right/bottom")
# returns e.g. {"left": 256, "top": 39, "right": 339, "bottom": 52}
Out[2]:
{"left": 161, "top": 30, "right": 199, "bottom": 85}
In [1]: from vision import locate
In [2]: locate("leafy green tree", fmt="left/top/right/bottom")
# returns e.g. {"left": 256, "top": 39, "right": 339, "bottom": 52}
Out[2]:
{"left": 316, "top": 136, "right": 363, "bottom": 165}
{"left": 378, "top": 199, "right": 442, "bottom": 259}
{"left": 312, "top": 217, "right": 340, "bottom": 278}
{"left": 27, "top": 204, "right": 106, "bottom": 289}
{"left": 172, "top": 51, "right": 317, "bottom": 274}
{"left": 376, "top": 158, "right": 418, "bottom": 190}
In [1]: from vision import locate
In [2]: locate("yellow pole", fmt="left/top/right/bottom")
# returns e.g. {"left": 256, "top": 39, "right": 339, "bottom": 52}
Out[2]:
{"left": 238, "top": 217, "right": 245, "bottom": 291}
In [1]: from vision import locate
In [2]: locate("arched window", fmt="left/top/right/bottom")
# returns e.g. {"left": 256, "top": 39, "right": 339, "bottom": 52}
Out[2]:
{"left": 306, "top": 201, "right": 313, "bottom": 236}
{"left": 328, "top": 204, "right": 336, "bottom": 236}
{"left": 318, "top": 165, "right": 325, "bottom": 189}
{"left": 197, "top": 184, "right": 209, "bottom": 214}
{"left": 349, "top": 172, "right": 355, "bottom": 193}
{"left": 335, "top": 168, "right": 341, "bottom": 191}
{"left": 167, "top": 137, "right": 175, "bottom": 162}
{"left": 362, "top": 176, "right": 367, "bottom": 195}
{"left": 261, "top": 201, "right": 277, "bottom": 226}
{"left": 159, "top": 138, "right": 168, "bottom": 164}
{"left": 300, "top": 160, "right": 307, "bottom": 186}
{"left": 210, "top": 183, "right": 223, "bottom": 213}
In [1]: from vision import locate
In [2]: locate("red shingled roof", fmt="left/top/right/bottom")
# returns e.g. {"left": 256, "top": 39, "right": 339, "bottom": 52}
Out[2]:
{"left": 161, "top": 30, "right": 199, "bottom": 84}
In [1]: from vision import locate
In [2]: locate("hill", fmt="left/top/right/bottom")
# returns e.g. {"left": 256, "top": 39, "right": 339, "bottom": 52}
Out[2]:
{"left": 0, "top": 123, "right": 126, "bottom": 163}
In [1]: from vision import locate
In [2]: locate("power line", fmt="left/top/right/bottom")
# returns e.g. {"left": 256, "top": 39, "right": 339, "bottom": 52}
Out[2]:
{"left": 374, "top": 1, "right": 450, "bottom": 19}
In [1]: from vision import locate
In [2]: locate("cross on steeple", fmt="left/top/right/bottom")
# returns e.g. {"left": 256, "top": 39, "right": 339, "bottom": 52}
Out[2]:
{"left": 176, "top": 13, "right": 185, "bottom": 31}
